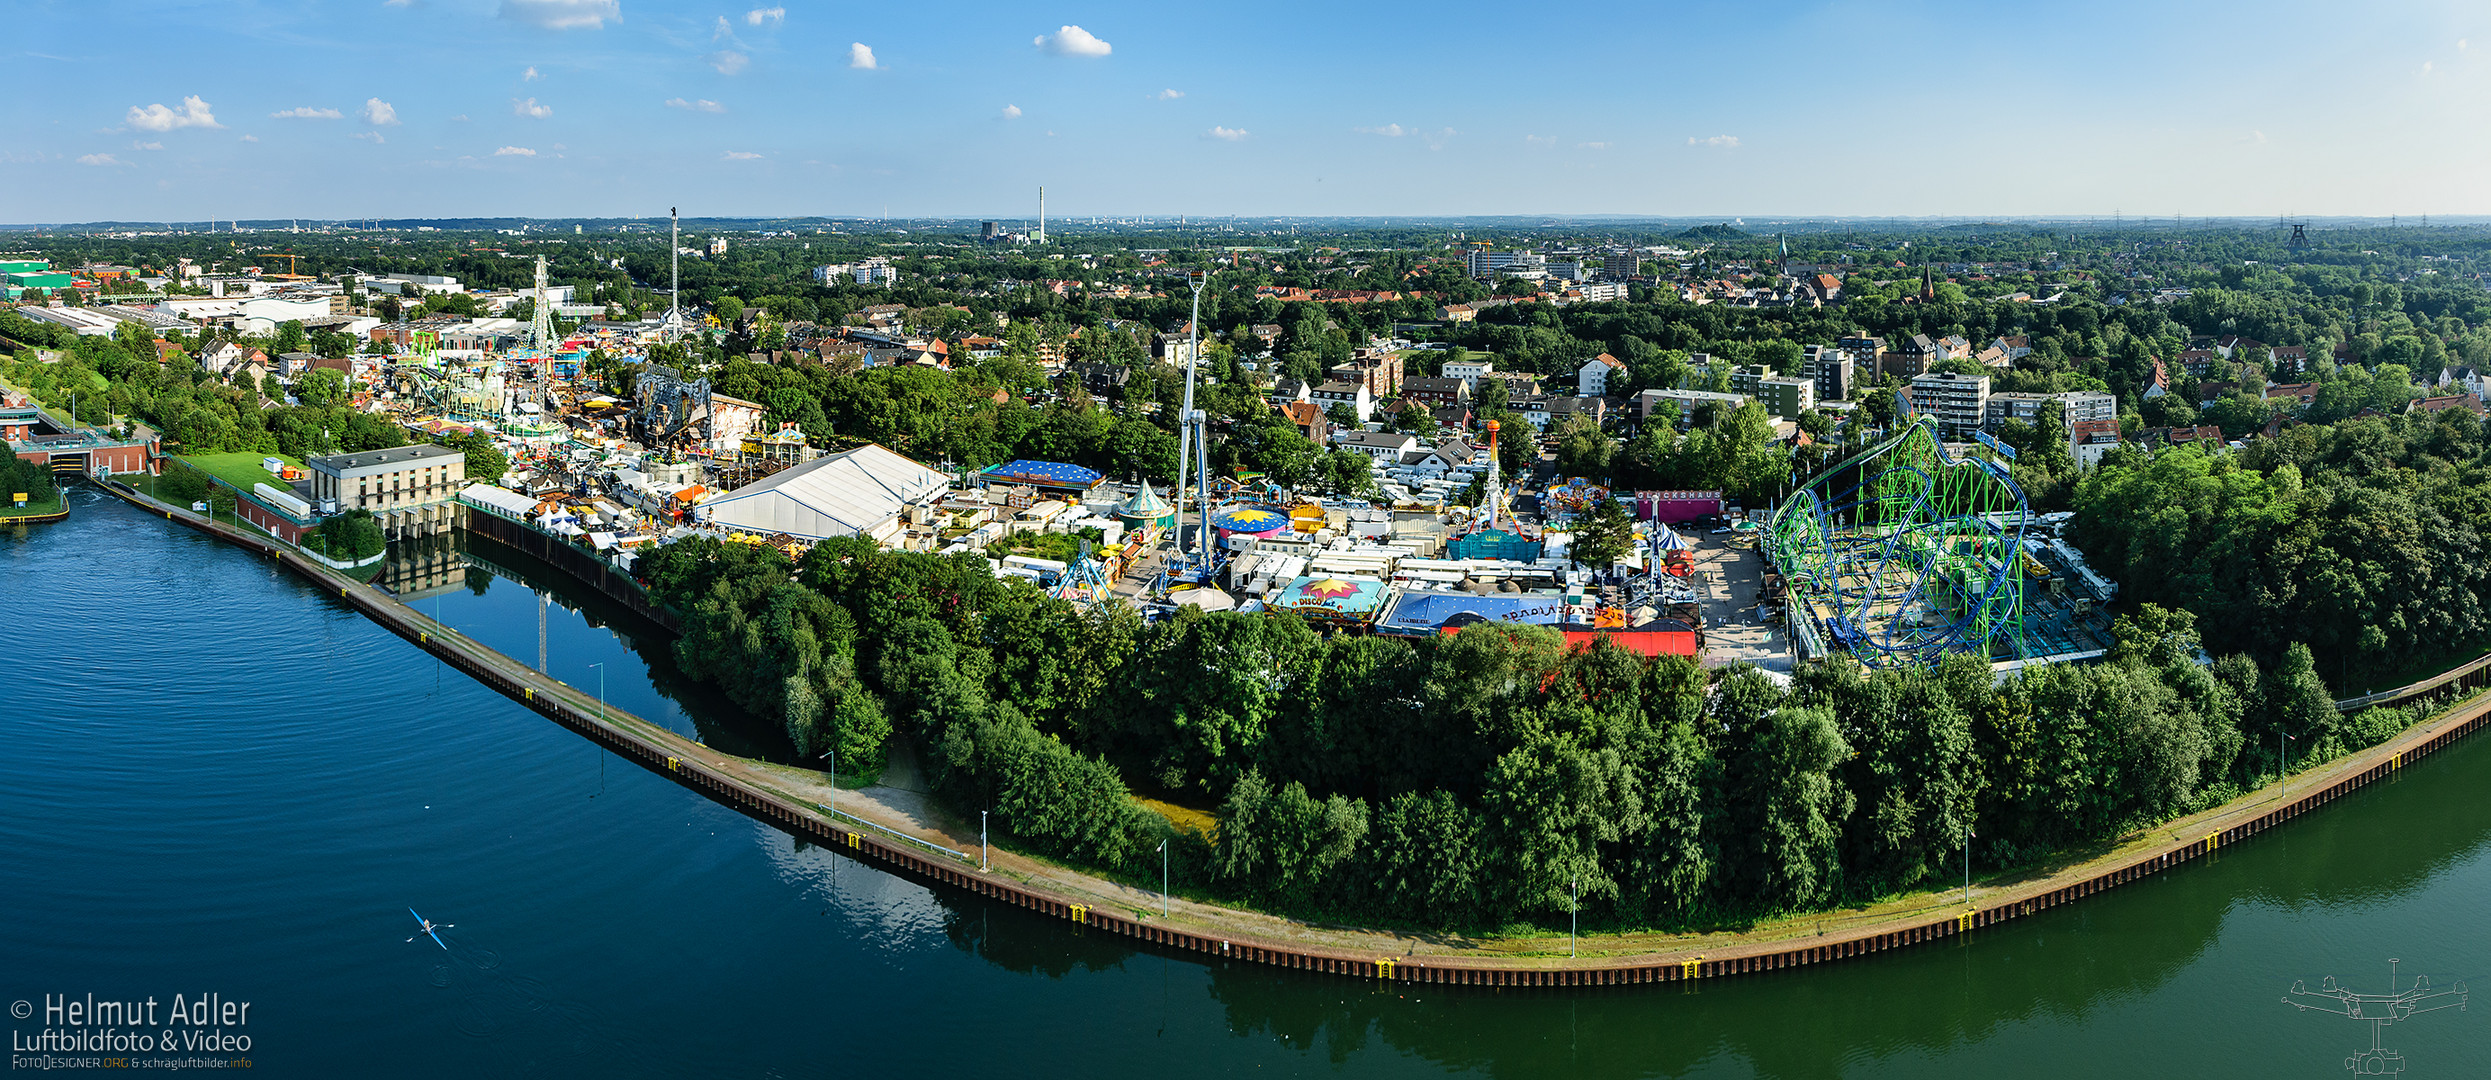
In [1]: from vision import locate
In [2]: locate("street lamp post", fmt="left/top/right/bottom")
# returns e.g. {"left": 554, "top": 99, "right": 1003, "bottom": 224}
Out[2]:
{"left": 587, "top": 662, "right": 605, "bottom": 725}
{"left": 819, "top": 743, "right": 836, "bottom": 815}
{"left": 981, "top": 810, "right": 989, "bottom": 871}
{"left": 588, "top": 661, "right": 607, "bottom": 797}
{"left": 1570, "top": 879, "right": 1578, "bottom": 959}
{"left": 1160, "top": 840, "right": 1169, "bottom": 918}
{"left": 1963, "top": 823, "right": 1974, "bottom": 906}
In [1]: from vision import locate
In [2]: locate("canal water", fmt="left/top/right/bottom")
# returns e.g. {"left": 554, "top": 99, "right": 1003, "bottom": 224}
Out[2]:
{"left": 6, "top": 491, "right": 2488, "bottom": 1078}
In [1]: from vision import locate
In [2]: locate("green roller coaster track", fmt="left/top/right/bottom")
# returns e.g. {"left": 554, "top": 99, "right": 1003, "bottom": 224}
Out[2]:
{"left": 1764, "top": 416, "right": 2030, "bottom": 669}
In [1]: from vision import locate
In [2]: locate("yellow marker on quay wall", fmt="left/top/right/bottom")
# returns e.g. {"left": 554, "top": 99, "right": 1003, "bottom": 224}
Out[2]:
{"left": 1070, "top": 904, "right": 1088, "bottom": 923}
{"left": 1958, "top": 910, "right": 1976, "bottom": 932}
{"left": 1682, "top": 957, "right": 1703, "bottom": 979}
{"left": 2204, "top": 831, "right": 2220, "bottom": 853}
{"left": 1375, "top": 957, "right": 1395, "bottom": 978}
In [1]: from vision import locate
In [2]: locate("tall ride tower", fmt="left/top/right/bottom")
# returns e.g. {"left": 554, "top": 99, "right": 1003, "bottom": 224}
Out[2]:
{"left": 1037, "top": 186, "right": 1046, "bottom": 244}
{"left": 529, "top": 255, "right": 554, "bottom": 350}
{"left": 669, "top": 207, "right": 681, "bottom": 340}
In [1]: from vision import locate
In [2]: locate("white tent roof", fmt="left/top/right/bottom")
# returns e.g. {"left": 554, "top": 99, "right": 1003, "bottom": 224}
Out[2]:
{"left": 701, "top": 443, "right": 949, "bottom": 540}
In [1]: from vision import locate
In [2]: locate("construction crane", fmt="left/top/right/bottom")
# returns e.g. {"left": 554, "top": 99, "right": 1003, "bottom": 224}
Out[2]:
{"left": 262, "top": 253, "right": 314, "bottom": 281}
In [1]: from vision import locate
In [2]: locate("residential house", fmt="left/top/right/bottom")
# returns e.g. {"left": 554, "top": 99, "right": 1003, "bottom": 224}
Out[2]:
{"left": 1327, "top": 353, "right": 1403, "bottom": 400}
{"left": 2142, "top": 359, "right": 2171, "bottom": 400}
{"left": 1309, "top": 380, "right": 1375, "bottom": 424}
{"left": 1334, "top": 430, "right": 1420, "bottom": 463}
{"left": 2072, "top": 418, "right": 2123, "bottom": 470}
{"left": 1481, "top": 370, "right": 1543, "bottom": 399}
{"left": 1634, "top": 388, "right": 1749, "bottom": 428}
{"left": 1280, "top": 401, "right": 1330, "bottom": 444}
{"left": 1577, "top": 352, "right": 1626, "bottom": 397}
{"left": 1883, "top": 334, "right": 1938, "bottom": 378}
{"left": 2410, "top": 394, "right": 2489, "bottom": 417}
{"left": 1543, "top": 395, "right": 1607, "bottom": 426}
{"left": 1419, "top": 436, "right": 1479, "bottom": 472}
{"left": 2264, "top": 382, "right": 2320, "bottom": 410}
{"left": 1062, "top": 362, "right": 1131, "bottom": 398}
{"left": 2438, "top": 365, "right": 2487, "bottom": 400}
{"left": 1402, "top": 377, "right": 1472, "bottom": 409}
{"left": 1441, "top": 357, "right": 1495, "bottom": 389}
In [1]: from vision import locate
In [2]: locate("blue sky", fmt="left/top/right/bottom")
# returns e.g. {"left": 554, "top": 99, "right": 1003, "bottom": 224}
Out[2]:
{"left": 6, "top": 0, "right": 2485, "bottom": 222}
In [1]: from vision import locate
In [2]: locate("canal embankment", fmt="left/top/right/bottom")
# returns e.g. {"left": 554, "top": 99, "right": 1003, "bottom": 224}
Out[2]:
{"left": 94, "top": 474, "right": 2491, "bottom": 986}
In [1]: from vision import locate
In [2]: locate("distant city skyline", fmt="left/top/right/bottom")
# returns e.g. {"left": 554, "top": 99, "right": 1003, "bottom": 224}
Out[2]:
{"left": 6, "top": 0, "right": 2485, "bottom": 221}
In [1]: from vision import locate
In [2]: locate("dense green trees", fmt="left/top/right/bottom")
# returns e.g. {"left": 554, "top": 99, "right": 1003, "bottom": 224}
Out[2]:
{"left": 2074, "top": 408, "right": 2491, "bottom": 689}
{"left": 0, "top": 448, "right": 58, "bottom": 506}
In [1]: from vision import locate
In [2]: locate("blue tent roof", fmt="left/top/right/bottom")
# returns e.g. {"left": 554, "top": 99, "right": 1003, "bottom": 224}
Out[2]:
{"left": 980, "top": 460, "right": 1105, "bottom": 488}
{"left": 1376, "top": 590, "right": 1567, "bottom": 635}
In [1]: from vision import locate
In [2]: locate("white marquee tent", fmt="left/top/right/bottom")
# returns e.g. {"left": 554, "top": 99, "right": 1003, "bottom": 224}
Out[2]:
{"left": 699, "top": 444, "right": 949, "bottom": 541}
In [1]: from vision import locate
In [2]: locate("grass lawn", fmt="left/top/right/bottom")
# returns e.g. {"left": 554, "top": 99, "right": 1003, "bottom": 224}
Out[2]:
{"left": 0, "top": 488, "right": 65, "bottom": 518}
{"left": 180, "top": 451, "right": 307, "bottom": 494}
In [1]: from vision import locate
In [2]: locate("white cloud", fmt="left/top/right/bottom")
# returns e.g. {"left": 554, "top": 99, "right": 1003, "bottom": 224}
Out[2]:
{"left": 745, "top": 6, "right": 783, "bottom": 26}
{"left": 126, "top": 96, "right": 221, "bottom": 132}
{"left": 271, "top": 106, "right": 343, "bottom": 120}
{"left": 512, "top": 97, "right": 553, "bottom": 119}
{"left": 384, "top": 0, "right": 416, "bottom": 6}
{"left": 1002, "top": 104, "right": 1022, "bottom": 119}
{"left": 722, "top": 150, "right": 762, "bottom": 160}
{"left": 666, "top": 97, "right": 726, "bottom": 113}
{"left": 2420, "top": 59, "right": 2434, "bottom": 76}
{"left": 1033, "top": 25, "right": 1111, "bottom": 57}
{"left": 499, "top": 0, "right": 617, "bottom": 30}
{"left": 78, "top": 152, "right": 130, "bottom": 166}
{"left": 493, "top": 145, "right": 537, "bottom": 156}
{"left": 849, "top": 42, "right": 878, "bottom": 69}
{"left": 1155, "top": 88, "right": 1183, "bottom": 100}
{"left": 1577, "top": 141, "right": 1609, "bottom": 150}
{"left": 1524, "top": 134, "right": 1555, "bottom": 147}
{"left": 450, "top": 114, "right": 470, "bottom": 122}
{"left": 1688, "top": 134, "right": 1739, "bottom": 148}
{"left": 524, "top": 65, "right": 542, "bottom": 80}
{"left": 131, "top": 140, "right": 163, "bottom": 150}
{"left": 713, "top": 15, "right": 735, "bottom": 39}
{"left": 1207, "top": 125, "right": 1248, "bottom": 141}
{"left": 2460, "top": 38, "right": 2470, "bottom": 51}
{"left": 707, "top": 50, "right": 749, "bottom": 75}
{"left": 352, "top": 131, "right": 387, "bottom": 143}
{"left": 1355, "top": 124, "right": 1407, "bottom": 137}
{"left": 363, "top": 98, "right": 400, "bottom": 126}
{"left": 240, "top": 135, "right": 259, "bottom": 142}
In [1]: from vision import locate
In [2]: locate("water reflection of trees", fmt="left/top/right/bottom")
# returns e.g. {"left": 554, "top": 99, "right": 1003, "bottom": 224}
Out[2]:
{"left": 908, "top": 735, "right": 2491, "bottom": 1078}
{"left": 401, "top": 529, "right": 796, "bottom": 762}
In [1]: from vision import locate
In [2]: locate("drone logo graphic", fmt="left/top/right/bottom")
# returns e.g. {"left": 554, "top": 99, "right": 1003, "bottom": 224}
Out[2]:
{"left": 2282, "top": 959, "right": 2467, "bottom": 1075}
